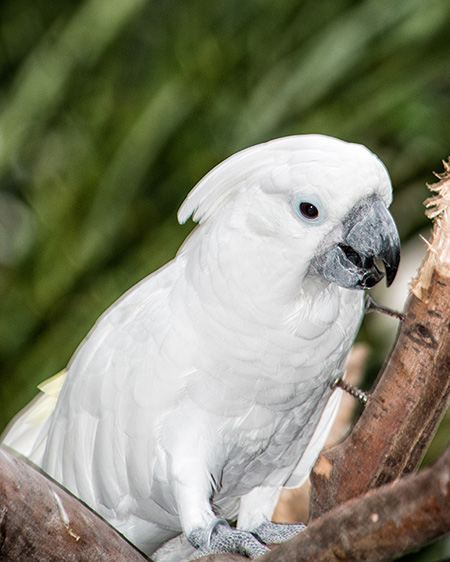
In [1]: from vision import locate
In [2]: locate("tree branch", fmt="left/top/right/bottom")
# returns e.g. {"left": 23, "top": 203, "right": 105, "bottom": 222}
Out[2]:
{"left": 0, "top": 447, "right": 149, "bottom": 562}
{"left": 258, "top": 441, "right": 450, "bottom": 562}
{"left": 205, "top": 442, "right": 450, "bottom": 562}
{"left": 310, "top": 159, "right": 450, "bottom": 518}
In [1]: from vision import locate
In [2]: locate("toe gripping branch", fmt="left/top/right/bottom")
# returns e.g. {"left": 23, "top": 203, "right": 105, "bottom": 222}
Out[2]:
{"left": 188, "top": 517, "right": 307, "bottom": 558}
{"left": 188, "top": 519, "right": 269, "bottom": 559}
{"left": 251, "top": 517, "right": 306, "bottom": 545}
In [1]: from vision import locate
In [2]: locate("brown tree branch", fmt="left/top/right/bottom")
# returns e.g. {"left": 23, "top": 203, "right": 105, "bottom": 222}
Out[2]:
{"left": 205, "top": 442, "right": 450, "bottom": 562}
{"left": 259, "top": 441, "right": 450, "bottom": 562}
{"left": 3, "top": 436, "right": 449, "bottom": 562}
{"left": 310, "top": 159, "right": 450, "bottom": 518}
{"left": 0, "top": 447, "right": 149, "bottom": 562}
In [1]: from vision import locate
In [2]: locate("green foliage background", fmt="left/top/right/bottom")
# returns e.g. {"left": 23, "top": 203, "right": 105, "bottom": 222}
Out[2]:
{"left": 0, "top": 1, "right": 449, "bottom": 559}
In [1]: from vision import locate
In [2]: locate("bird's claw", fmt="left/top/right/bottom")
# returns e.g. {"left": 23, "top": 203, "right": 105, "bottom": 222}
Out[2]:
{"left": 188, "top": 519, "right": 270, "bottom": 559}
{"left": 251, "top": 517, "right": 306, "bottom": 544}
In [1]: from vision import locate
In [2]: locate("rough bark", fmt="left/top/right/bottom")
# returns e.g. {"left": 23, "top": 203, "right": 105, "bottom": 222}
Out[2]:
{"left": 0, "top": 447, "right": 148, "bottom": 562}
{"left": 3, "top": 437, "right": 450, "bottom": 562}
{"left": 205, "top": 443, "right": 450, "bottom": 562}
{"left": 310, "top": 160, "right": 450, "bottom": 518}
{"left": 259, "top": 442, "right": 450, "bottom": 562}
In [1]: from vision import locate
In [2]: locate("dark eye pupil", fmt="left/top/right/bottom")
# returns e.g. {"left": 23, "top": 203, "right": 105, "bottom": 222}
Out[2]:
{"left": 300, "top": 202, "right": 319, "bottom": 219}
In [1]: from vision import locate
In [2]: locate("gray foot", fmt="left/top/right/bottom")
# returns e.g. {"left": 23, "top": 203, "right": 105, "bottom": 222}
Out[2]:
{"left": 251, "top": 518, "right": 306, "bottom": 544}
{"left": 188, "top": 519, "right": 269, "bottom": 559}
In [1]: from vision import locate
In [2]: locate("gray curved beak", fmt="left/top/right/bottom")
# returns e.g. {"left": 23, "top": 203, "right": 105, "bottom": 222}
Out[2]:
{"left": 313, "top": 196, "right": 400, "bottom": 290}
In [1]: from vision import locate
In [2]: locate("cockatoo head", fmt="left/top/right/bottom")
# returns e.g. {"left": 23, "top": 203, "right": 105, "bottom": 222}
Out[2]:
{"left": 178, "top": 135, "right": 400, "bottom": 290}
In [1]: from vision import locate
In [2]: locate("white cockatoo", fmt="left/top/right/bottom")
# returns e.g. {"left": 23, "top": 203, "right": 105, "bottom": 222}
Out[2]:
{"left": 2, "top": 135, "right": 400, "bottom": 559}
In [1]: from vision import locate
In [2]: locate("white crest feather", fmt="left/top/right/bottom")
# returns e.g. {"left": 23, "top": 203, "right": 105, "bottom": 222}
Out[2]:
{"left": 177, "top": 135, "right": 389, "bottom": 224}
{"left": 178, "top": 136, "right": 326, "bottom": 224}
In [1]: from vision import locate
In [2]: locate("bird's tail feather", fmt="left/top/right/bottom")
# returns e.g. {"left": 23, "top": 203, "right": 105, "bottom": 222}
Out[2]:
{"left": 1, "top": 370, "right": 66, "bottom": 461}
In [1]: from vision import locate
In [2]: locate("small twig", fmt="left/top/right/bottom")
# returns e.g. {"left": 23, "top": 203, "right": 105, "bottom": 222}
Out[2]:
{"left": 365, "top": 294, "right": 405, "bottom": 321}
{"left": 331, "top": 376, "right": 368, "bottom": 405}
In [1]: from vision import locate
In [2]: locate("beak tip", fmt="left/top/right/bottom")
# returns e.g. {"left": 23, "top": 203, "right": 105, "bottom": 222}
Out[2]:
{"left": 385, "top": 263, "right": 399, "bottom": 287}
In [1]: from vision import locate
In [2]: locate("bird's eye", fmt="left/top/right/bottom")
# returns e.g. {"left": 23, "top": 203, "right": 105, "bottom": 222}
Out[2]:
{"left": 293, "top": 194, "right": 324, "bottom": 224}
{"left": 299, "top": 202, "right": 319, "bottom": 219}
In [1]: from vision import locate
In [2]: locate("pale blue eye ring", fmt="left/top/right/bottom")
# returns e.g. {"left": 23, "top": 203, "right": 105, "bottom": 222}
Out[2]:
{"left": 293, "top": 194, "right": 325, "bottom": 224}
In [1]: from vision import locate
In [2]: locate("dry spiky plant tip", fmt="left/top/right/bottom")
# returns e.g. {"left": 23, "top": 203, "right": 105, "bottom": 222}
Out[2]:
{"left": 411, "top": 159, "right": 450, "bottom": 299}
{"left": 425, "top": 159, "right": 450, "bottom": 221}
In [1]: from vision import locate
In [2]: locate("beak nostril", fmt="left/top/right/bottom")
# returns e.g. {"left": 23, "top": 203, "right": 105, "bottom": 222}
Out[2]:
{"left": 338, "top": 244, "right": 387, "bottom": 289}
{"left": 338, "top": 245, "right": 363, "bottom": 268}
